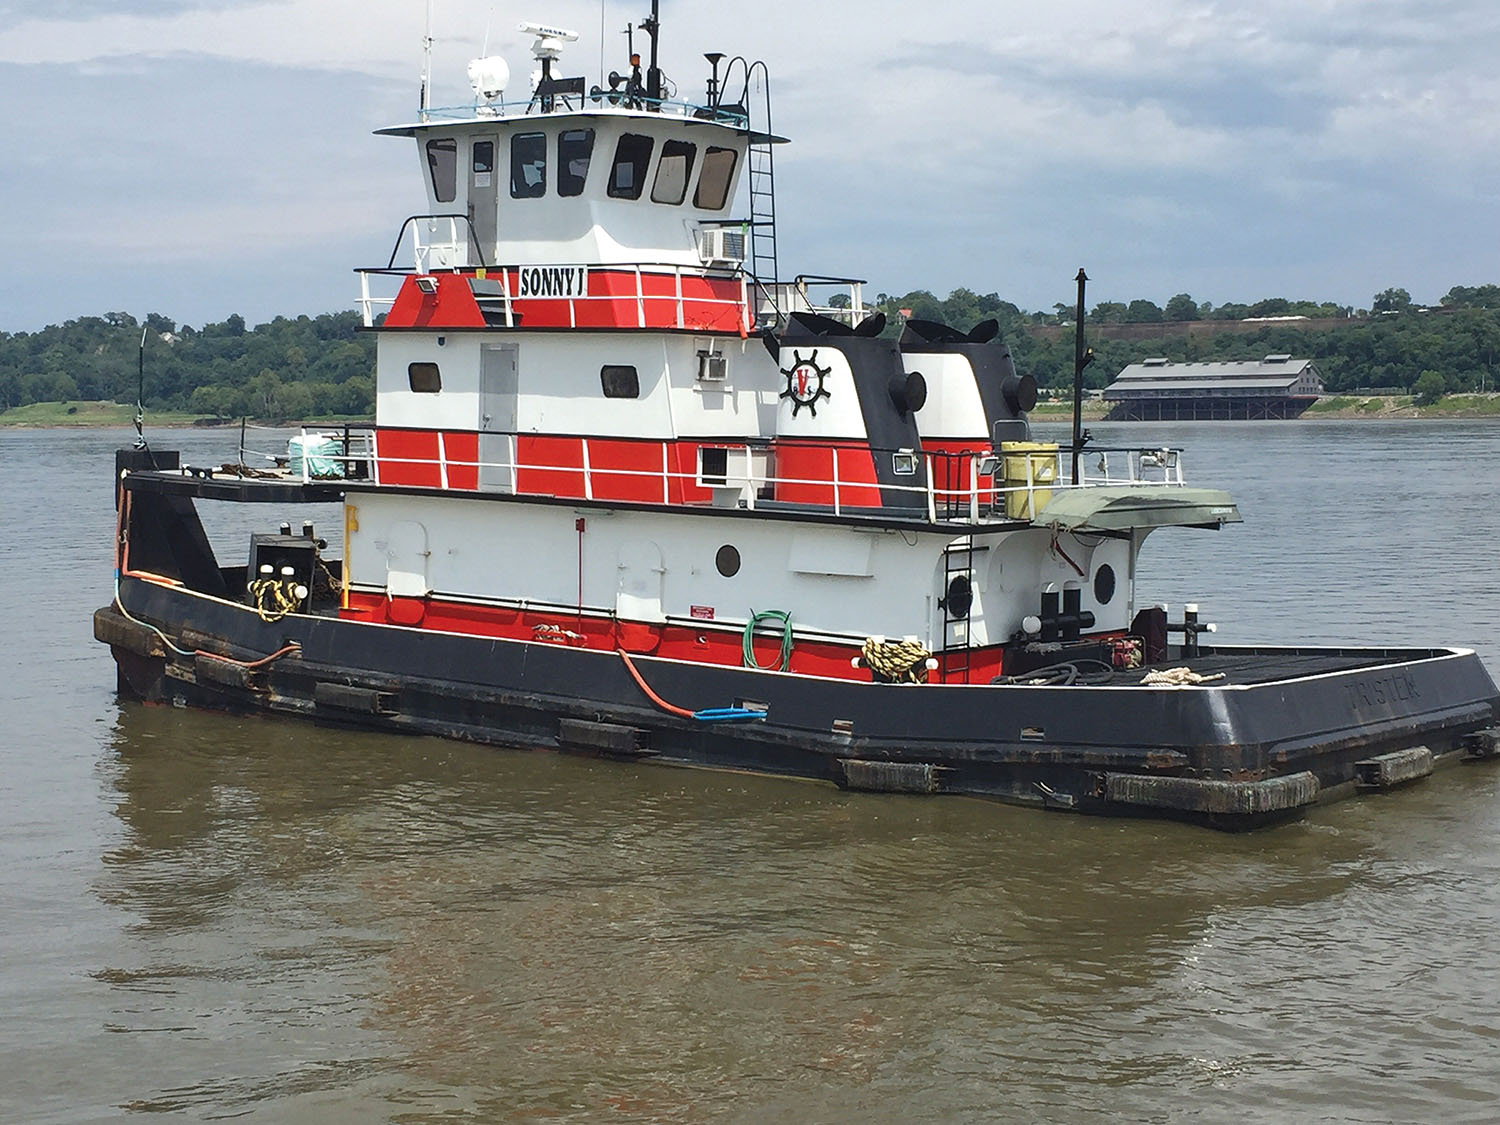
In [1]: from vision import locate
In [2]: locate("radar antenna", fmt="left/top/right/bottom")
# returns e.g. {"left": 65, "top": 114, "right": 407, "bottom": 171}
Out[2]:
{"left": 520, "top": 20, "right": 580, "bottom": 110}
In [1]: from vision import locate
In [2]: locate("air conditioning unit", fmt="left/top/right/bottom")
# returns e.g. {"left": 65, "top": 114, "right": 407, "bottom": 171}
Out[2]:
{"left": 698, "top": 226, "right": 746, "bottom": 265}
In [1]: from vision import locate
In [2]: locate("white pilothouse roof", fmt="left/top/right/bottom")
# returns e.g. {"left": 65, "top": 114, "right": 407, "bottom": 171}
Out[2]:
{"left": 375, "top": 103, "right": 786, "bottom": 145}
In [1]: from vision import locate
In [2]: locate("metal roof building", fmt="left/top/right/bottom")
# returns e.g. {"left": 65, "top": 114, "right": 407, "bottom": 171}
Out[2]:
{"left": 1104, "top": 355, "right": 1324, "bottom": 420}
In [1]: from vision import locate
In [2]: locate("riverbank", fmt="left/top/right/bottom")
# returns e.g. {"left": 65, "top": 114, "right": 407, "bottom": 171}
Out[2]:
{"left": 1030, "top": 393, "right": 1500, "bottom": 422}
{"left": 5, "top": 395, "right": 1499, "bottom": 427}
{"left": 0, "top": 402, "right": 370, "bottom": 428}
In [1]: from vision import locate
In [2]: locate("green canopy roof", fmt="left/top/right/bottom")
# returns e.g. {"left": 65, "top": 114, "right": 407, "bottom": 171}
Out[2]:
{"left": 1035, "top": 486, "right": 1242, "bottom": 532}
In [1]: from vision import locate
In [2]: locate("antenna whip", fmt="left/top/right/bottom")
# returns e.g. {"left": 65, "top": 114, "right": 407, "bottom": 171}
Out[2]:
{"left": 135, "top": 324, "right": 148, "bottom": 451}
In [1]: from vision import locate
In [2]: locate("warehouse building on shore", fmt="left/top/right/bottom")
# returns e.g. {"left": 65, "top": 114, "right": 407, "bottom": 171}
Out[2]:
{"left": 1104, "top": 355, "right": 1324, "bottom": 420}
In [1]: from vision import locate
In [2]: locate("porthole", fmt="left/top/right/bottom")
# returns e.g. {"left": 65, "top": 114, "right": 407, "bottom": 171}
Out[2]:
{"left": 1094, "top": 563, "right": 1116, "bottom": 605}
{"left": 944, "top": 574, "right": 973, "bottom": 619}
{"left": 715, "top": 544, "right": 740, "bottom": 578}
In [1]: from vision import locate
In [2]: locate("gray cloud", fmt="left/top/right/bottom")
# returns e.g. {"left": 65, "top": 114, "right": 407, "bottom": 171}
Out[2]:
{"left": 0, "top": 0, "right": 257, "bottom": 29}
{"left": 2, "top": 0, "right": 1496, "bottom": 329}
{"left": 0, "top": 54, "right": 411, "bottom": 328}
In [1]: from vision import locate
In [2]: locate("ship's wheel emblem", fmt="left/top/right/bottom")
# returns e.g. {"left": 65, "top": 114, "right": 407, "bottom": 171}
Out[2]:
{"left": 779, "top": 349, "right": 832, "bottom": 417}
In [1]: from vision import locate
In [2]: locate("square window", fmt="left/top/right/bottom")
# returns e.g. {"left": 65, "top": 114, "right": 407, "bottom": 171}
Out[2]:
{"left": 694, "top": 147, "right": 738, "bottom": 210}
{"left": 651, "top": 139, "right": 697, "bottom": 205}
{"left": 408, "top": 362, "right": 442, "bottom": 393}
{"left": 608, "top": 133, "right": 655, "bottom": 200}
{"left": 600, "top": 365, "right": 639, "bottom": 399}
{"left": 558, "top": 129, "right": 595, "bottom": 196}
{"left": 426, "top": 139, "right": 457, "bottom": 203}
{"left": 510, "top": 132, "right": 547, "bottom": 198}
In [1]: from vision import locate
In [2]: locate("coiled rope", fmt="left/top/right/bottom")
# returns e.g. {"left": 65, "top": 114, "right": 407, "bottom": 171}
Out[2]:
{"left": 992, "top": 659, "right": 1116, "bottom": 686}
{"left": 248, "top": 578, "right": 304, "bottom": 622}
{"left": 861, "top": 637, "right": 932, "bottom": 684}
{"left": 742, "top": 609, "right": 794, "bottom": 672}
{"left": 1140, "top": 667, "right": 1226, "bottom": 686}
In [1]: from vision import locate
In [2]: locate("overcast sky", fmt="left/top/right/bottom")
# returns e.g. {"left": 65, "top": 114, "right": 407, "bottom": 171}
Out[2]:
{"left": 2, "top": 0, "right": 1497, "bottom": 332}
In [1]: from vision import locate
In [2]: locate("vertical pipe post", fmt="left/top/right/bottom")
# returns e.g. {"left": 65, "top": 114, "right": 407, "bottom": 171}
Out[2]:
{"left": 1071, "top": 268, "right": 1088, "bottom": 485}
{"left": 420, "top": 0, "right": 433, "bottom": 121}
{"left": 646, "top": 0, "right": 661, "bottom": 103}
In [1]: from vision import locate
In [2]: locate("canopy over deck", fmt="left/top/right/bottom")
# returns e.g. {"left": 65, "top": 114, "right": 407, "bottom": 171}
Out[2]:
{"left": 1036, "top": 486, "right": 1241, "bottom": 532}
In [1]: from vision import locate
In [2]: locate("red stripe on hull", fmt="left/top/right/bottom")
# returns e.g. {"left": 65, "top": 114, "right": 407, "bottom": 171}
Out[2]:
{"left": 442, "top": 432, "right": 479, "bottom": 490}
{"left": 340, "top": 591, "right": 1009, "bottom": 683}
{"left": 774, "top": 441, "right": 883, "bottom": 508}
{"left": 371, "top": 432, "right": 944, "bottom": 517}
{"left": 385, "top": 273, "right": 486, "bottom": 329}
{"left": 374, "top": 433, "right": 752, "bottom": 507}
{"left": 381, "top": 269, "right": 749, "bottom": 333}
{"left": 373, "top": 429, "right": 444, "bottom": 488}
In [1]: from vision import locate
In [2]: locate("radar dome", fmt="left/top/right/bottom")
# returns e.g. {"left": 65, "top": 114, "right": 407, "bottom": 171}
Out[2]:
{"left": 467, "top": 56, "right": 510, "bottom": 101}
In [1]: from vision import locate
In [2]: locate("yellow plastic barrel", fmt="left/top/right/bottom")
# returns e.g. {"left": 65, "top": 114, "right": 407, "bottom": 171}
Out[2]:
{"left": 999, "top": 441, "right": 1059, "bottom": 519}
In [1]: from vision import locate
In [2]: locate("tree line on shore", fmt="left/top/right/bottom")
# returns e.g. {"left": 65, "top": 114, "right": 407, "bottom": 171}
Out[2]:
{"left": 0, "top": 310, "right": 373, "bottom": 420}
{"left": 1, "top": 284, "right": 1496, "bottom": 421}
{"left": 866, "top": 283, "right": 1499, "bottom": 397}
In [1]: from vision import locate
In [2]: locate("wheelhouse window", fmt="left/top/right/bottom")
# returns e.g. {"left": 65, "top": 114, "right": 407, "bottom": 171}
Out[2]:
{"left": 408, "top": 363, "right": 442, "bottom": 393}
{"left": 426, "top": 139, "right": 457, "bottom": 203}
{"left": 650, "top": 140, "right": 697, "bottom": 205}
{"left": 510, "top": 132, "right": 546, "bottom": 198}
{"left": 600, "top": 365, "right": 640, "bottom": 399}
{"left": 608, "top": 133, "right": 655, "bottom": 199}
{"left": 558, "top": 129, "right": 595, "bottom": 196}
{"left": 694, "top": 147, "right": 738, "bottom": 210}
{"left": 472, "top": 141, "right": 494, "bottom": 189}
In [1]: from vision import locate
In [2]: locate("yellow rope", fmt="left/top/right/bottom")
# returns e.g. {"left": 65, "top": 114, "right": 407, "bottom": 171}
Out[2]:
{"left": 861, "top": 637, "right": 932, "bottom": 684}
{"left": 248, "top": 578, "right": 302, "bottom": 622}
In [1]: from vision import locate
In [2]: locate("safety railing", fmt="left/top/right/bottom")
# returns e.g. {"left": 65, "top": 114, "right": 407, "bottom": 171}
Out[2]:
{"left": 467, "top": 262, "right": 750, "bottom": 332}
{"left": 360, "top": 432, "right": 1190, "bottom": 524}
{"left": 1071, "top": 445, "right": 1186, "bottom": 487}
{"left": 755, "top": 275, "right": 868, "bottom": 328}
{"left": 357, "top": 213, "right": 485, "bottom": 324}
{"left": 419, "top": 96, "right": 750, "bottom": 129}
{"left": 231, "top": 426, "right": 377, "bottom": 484}
{"left": 356, "top": 258, "right": 751, "bottom": 331}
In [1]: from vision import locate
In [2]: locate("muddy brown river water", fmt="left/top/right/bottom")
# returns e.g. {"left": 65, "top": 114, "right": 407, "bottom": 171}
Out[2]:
{"left": 2, "top": 421, "right": 1498, "bottom": 1123}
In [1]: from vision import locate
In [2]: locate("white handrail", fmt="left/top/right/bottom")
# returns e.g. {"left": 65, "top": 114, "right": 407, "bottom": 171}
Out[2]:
{"left": 354, "top": 432, "right": 1190, "bottom": 524}
{"left": 357, "top": 258, "right": 751, "bottom": 332}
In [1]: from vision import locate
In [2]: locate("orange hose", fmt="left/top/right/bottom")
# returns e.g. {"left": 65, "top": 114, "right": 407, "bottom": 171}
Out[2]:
{"left": 199, "top": 643, "right": 303, "bottom": 670}
{"left": 616, "top": 648, "right": 694, "bottom": 718}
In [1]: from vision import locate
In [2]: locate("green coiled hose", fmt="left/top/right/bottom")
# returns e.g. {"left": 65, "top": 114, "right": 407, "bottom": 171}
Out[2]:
{"left": 742, "top": 609, "right": 794, "bottom": 671}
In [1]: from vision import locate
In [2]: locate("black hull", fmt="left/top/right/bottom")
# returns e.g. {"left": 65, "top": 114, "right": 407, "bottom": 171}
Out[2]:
{"left": 97, "top": 577, "right": 1500, "bottom": 831}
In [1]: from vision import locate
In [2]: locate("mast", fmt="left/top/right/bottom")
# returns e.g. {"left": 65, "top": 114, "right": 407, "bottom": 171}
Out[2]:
{"left": 641, "top": 0, "right": 661, "bottom": 104}
{"left": 419, "top": 0, "right": 434, "bottom": 121}
{"left": 1070, "top": 268, "right": 1094, "bottom": 485}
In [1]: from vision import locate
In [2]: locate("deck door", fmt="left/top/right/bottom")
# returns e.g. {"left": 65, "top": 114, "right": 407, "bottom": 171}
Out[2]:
{"left": 478, "top": 343, "right": 518, "bottom": 492}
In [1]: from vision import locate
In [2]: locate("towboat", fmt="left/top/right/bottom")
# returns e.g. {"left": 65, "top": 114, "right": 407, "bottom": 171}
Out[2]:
{"left": 96, "top": 11, "right": 1499, "bottom": 829}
